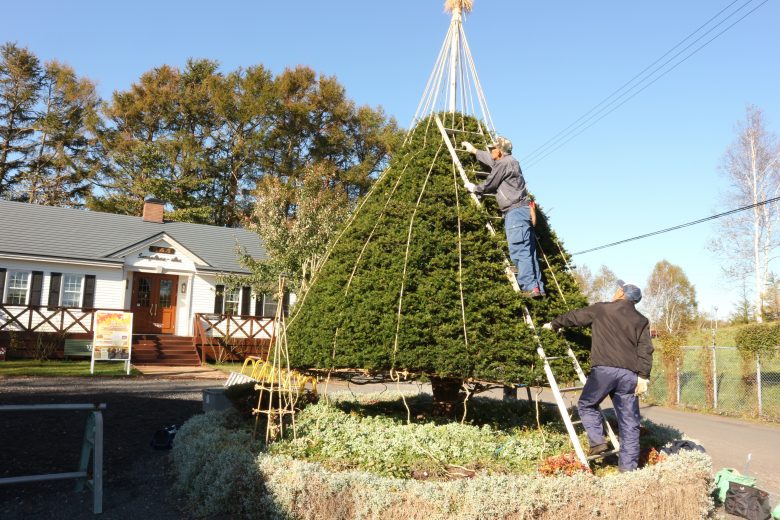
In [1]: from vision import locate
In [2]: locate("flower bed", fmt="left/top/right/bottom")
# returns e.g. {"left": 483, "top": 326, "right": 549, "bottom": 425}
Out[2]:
{"left": 172, "top": 392, "right": 713, "bottom": 519}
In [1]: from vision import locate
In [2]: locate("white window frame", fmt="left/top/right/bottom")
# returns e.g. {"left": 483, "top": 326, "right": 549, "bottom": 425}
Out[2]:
{"left": 4, "top": 270, "right": 31, "bottom": 305}
{"left": 224, "top": 287, "right": 240, "bottom": 315}
{"left": 60, "top": 274, "right": 84, "bottom": 308}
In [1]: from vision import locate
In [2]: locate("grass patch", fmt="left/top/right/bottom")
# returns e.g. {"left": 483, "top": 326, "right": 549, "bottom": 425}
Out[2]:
{"left": 0, "top": 359, "right": 140, "bottom": 377}
{"left": 206, "top": 361, "right": 245, "bottom": 374}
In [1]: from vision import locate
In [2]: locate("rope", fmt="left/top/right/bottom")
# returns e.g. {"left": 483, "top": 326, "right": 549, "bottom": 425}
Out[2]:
{"left": 536, "top": 236, "right": 567, "bottom": 305}
{"left": 453, "top": 162, "right": 469, "bottom": 351}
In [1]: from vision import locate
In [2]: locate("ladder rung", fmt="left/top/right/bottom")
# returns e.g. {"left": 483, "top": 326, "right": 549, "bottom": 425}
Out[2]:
{"left": 443, "top": 127, "right": 485, "bottom": 136}
{"left": 559, "top": 385, "right": 584, "bottom": 393}
{"left": 544, "top": 356, "right": 563, "bottom": 361}
{"left": 587, "top": 448, "right": 619, "bottom": 461}
{"left": 570, "top": 420, "right": 582, "bottom": 426}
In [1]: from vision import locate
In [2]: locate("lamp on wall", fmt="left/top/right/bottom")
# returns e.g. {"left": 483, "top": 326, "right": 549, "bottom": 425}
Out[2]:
{"left": 181, "top": 282, "right": 187, "bottom": 294}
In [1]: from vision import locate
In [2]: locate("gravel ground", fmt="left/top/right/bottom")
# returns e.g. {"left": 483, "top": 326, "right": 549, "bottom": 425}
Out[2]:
{"left": 0, "top": 376, "right": 222, "bottom": 519}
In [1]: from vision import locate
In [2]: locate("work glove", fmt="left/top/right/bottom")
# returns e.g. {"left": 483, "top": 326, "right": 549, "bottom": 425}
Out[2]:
{"left": 461, "top": 141, "right": 477, "bottom": 154}
{"left": 464, "top": 181, "right": 476, "bottom": 193}
{"left": 634, "top": 376, "right": 649, "bottom": 396}
{"left": 542, "top": 322, "right": 554, "bottom": 331}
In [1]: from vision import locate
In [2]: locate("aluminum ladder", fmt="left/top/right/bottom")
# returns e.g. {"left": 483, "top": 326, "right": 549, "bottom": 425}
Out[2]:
{"left": 434, "top": 114, "right": 620, "bottom": 467}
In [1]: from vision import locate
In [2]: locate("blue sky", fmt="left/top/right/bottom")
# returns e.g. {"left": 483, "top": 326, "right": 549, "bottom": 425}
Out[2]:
{"left": 3, "top": 0, "right": 779, "bottom": 318}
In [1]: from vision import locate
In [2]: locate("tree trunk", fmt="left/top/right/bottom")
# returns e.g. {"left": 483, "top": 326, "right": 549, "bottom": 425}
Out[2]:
{"left": 430, "top": 376, "right": 465, "bottom": 417}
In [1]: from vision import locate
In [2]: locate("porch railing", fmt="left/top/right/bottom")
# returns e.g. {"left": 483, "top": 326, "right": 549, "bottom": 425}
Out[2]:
{"left": 193, "top": 313, "right": 275, "bottom": 364}
{"left": 0, "top": 305, "right": 126, "bottom": 334}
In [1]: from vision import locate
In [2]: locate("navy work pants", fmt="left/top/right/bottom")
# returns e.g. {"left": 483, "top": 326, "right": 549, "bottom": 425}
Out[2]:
{"left": 577, "top": 365, "right": 640, "bottom": 472}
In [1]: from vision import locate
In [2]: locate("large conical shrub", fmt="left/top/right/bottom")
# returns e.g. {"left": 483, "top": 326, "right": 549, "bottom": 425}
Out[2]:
{"left": 287, "top": 114, "right": 589, "bottom": 409}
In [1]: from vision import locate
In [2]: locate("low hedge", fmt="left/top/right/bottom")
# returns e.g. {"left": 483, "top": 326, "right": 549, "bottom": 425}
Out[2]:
{"left": 172, "top": 408, "right": 713, "bottom": 519}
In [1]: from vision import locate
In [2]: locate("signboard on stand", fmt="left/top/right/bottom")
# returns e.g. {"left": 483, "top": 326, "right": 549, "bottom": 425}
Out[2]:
{"left": 91, "top": 311, "right": 133, "bottom": 375}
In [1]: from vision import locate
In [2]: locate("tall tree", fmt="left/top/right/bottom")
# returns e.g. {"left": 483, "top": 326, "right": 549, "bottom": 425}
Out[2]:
{"left": 572, "top": 264, "right": 618, "bottom": 304}
{"left": 22, "top": 61, "right": 100, "bottom": 206}
{"left": 710, "top": 106, "right": 780, "bottom": 323}
{"left": 643, "top": 260, "right": 698, "bottom": 336}
{"left": 286, "top": 114, "right": 588, "bottom": 414}
{"left": 0, "top": 43, "right": 41, "bottom": 199}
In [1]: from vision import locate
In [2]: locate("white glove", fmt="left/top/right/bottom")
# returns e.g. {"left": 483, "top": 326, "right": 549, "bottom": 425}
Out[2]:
{"left": 542, "top": 322, "right": 554, "bottom": 331}
{"left": 464, "top": 182, "right": 476, "bottom": 193}
{"left": 461, "top": 141, "right": 477, "bottom": 154}
{"left": 634, "top": 377, "right": 649, "bottom": 396}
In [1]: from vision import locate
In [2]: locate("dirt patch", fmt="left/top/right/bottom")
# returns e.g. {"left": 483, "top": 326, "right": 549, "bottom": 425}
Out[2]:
{"left": 0, "top": 376, "right": 222, "bottom": 519}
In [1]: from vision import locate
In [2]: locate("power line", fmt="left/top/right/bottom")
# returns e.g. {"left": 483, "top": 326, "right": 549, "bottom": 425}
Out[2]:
{"left": 522, "top": 0, "right": 747, "bottom": 165}
{"left": 522, "top": 0, "right": 770, "bottom": 169}
{"left": 572, "top": 195, "right": 780, "bottom": 255}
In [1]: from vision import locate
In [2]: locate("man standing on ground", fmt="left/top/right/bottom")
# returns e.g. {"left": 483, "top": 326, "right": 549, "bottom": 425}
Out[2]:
{"left": 542, "top": 280, "right": 653, "bottom": 472}
{"left": 461, "top": 137, "right": 545, "bottom": 298}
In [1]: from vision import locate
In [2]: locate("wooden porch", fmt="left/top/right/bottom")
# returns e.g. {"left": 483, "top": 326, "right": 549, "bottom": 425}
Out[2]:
{"left": 0, "top": 305, "right": 272, "bottom": 365}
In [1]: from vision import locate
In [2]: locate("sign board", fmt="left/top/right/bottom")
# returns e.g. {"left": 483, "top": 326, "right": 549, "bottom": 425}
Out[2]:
{"left": 90, "top": 311, "right": 133, "bottom": 375}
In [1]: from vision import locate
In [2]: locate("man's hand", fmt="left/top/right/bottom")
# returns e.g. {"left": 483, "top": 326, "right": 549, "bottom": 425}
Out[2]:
{"left": 542, "top": 322, "right": 554, "bottom": 331}
{"left": 634, "top": 377, "right": 649, "bottom": 396}
{"left": 461, "top": 141, "right": 477, "bottom": 154}
{"left": 464, "top": 181, "right": 476, "bottom": 193}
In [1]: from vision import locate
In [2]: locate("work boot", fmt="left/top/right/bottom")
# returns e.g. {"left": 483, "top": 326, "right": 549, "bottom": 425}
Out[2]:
{"left": 520, "top": 287, "right": 543, "bottom": 299}
{"left": 588, "top": 443, "right": 609, "bottom": 457}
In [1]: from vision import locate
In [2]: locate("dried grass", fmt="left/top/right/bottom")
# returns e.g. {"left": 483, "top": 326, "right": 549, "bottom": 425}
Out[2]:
{"left": 444, "top": 0, "right": 474, "bottom": 14}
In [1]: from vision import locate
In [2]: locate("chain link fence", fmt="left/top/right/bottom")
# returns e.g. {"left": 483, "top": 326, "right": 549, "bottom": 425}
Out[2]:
{"left": 646, "top": 346, "right": 780, "bottom": 422}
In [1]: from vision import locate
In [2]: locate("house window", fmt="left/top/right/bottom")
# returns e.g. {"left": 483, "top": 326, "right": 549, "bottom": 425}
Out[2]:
{"left": 6, "top": 271, "right": 30, "bottom": 305}
{"left": 224, "top": 287, "right": 240, "bottom": 315}
{"left": 259, "top": 293, "right": 289, "bottom": 318}
{"left": 60, "top": 274, "right": 84, "bottom": 307}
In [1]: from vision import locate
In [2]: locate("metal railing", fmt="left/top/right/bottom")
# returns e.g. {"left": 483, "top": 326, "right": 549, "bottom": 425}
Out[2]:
{"left": 646, "top": 346, "right": 780, "bottom": 422}
{"left": 0, "top": 403, "right": 106, "bottom": 514}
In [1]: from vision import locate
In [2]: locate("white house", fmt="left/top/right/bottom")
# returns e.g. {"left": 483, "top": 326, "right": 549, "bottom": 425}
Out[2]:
{"left": 0, "top": 199, "right": 283, "bottom": 362}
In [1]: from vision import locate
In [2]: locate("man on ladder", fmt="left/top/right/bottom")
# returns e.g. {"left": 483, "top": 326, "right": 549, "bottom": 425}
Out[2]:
{"left": 461, "top": 136, "right": 545, "bottom": 298}
{"left": 543, "top": 280, "right": 653, "bottom": 472}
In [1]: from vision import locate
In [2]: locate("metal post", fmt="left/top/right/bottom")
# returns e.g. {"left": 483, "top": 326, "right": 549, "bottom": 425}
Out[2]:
{"left": 712, "top": 307, "right": 718, "bottom": 410}
{"left": 676, "top": 360, "right": 681, "bottom": 405}
{"left": 756, "top": 354, "right": 762, "bottom": 417}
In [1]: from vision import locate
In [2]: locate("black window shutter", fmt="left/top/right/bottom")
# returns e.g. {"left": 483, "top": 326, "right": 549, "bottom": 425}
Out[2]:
{"left": 240, "top": 286, "right": 251, "bottom": 316}
{"left": 214, "top": 284, "right": 225, "bottom": 313}
{"left": 0, "top": 268, "right": 6, "bottom": 304}
{"left": 82, "top": 275, "right": 96, "bottom": 308}
{"left": 254, "top": 293, "right": 264, "bottom": 317}
{"left": 283, "top": 291, "right": 290, "bottom": 316}
{"left": 29, "top": 271, "right": 44, "bottom": 306}
{"left": 48, "top": 272, "right": 62, "bottom": 308}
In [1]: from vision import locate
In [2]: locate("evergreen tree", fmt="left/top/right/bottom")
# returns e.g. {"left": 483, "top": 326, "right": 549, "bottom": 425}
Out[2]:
{"left": 0, "top": 43, "right": 41, "bottom": 199}
{"left": 287, "top": 114, "right": 588, "bottom": 413}
{"left": 22, "top": 61, "right": 100, "bottom": 206}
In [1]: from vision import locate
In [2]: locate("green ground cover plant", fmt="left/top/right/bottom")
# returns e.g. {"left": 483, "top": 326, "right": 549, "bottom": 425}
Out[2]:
{"left": 172, "top": 392, "right": 712, "bottom": 519}
{"left": 0, "top": 359, "right": 140, "bottom": 377}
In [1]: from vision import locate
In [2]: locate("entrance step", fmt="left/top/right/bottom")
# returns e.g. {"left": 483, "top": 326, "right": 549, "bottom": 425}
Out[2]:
{"left": 131, "top": 335, "right": 200, "bottom": 366}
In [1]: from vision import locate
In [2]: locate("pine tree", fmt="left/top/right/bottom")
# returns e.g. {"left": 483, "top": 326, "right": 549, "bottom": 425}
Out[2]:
{"left": 0, "top": 43, "right": 41, "bottom": 199}
{"left": 287, "top": 114, "right": 589, "bottom": 414}
{"left": 23, "top": 61, "right": 100, "bottom": 206}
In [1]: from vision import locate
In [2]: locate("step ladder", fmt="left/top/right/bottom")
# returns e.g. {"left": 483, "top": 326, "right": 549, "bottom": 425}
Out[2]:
{"left": 435, "top": 114, "right": 619, "bottom": 467}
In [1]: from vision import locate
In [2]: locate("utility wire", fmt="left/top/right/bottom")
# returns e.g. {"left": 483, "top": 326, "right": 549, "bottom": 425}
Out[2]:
{"left": 572, "top": 195, "right": 780, "bottom": 255}
{"left": 522, "top": 0, "right": 747, "bottom": 165}
{"left": 522, "top": 0, "right": 770, "bottom": 169}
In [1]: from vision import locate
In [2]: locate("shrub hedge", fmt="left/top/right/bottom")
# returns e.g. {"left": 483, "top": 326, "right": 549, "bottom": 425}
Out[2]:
{"left": 172, "top": 409, "right": 713, "bottom": 519}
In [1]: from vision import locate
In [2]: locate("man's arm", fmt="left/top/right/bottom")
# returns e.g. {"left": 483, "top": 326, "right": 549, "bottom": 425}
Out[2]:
{"left": 636, "top": 323, "right": 654, "bottom": 378}
{"left": 474, "top": 159, "right": 508, "bottom": 196}
{"left": 550, "top": 305, "right": 595, "bottom": 331}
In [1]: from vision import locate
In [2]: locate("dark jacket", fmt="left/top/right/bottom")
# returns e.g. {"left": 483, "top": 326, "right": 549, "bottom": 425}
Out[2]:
{"left": 550, "top": 299, "right": 654, "bottom": 378}
{"left": 473, "top": 150, "right": 528, "bottom": 214}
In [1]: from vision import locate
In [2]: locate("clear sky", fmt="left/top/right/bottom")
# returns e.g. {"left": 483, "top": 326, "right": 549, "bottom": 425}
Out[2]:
{"left": 3, "top": 0, "right": 779, "bottom": 319}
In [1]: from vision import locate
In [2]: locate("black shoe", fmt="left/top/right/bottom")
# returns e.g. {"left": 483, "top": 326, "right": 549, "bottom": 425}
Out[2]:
{"left": 587, "top": 443, "right": 609, "bottom": 457}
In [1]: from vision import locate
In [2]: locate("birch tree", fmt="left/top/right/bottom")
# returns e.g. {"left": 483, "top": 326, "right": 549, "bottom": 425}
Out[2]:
{"left": 572, "top": 264, "right": 618, "bottom": 303}
{"left": 711, "top": 106, "right": 780, "bottom": 322}
{"left": 643, "top": 260, "right": 697, "bottom": 336}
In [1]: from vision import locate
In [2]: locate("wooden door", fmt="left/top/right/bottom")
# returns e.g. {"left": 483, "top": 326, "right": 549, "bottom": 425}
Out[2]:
{"left": 131, "top": 273, "right": 178, "bottom": 334}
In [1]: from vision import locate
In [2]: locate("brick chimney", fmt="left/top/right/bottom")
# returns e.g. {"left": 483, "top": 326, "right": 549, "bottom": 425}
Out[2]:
{"left": 142, "top": 198, "right": 165, "bottom": 223}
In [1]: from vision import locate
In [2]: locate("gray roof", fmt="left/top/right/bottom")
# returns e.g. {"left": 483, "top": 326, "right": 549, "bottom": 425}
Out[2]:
{"left": 0, "top": 200, "right": 267, "bottom": 274}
